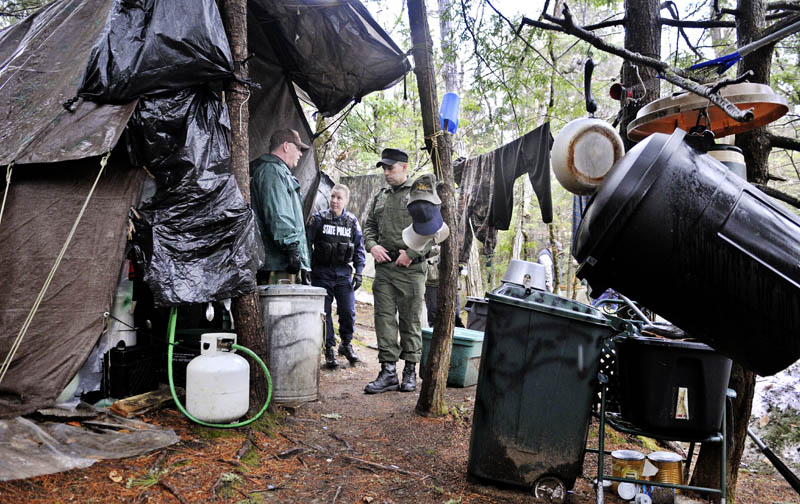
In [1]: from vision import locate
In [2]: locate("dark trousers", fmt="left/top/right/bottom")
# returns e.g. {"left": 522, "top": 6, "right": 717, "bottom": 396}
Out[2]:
{"left": 311, "top": 267, "right": 355, "bottom": 349}
{"left": 424, "top": 284, "right": 464, "bottom": 328}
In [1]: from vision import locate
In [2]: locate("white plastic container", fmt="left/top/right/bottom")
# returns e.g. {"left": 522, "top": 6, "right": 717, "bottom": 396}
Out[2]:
{"left": 186, "top": 333, "right": 249, "bottom": 423}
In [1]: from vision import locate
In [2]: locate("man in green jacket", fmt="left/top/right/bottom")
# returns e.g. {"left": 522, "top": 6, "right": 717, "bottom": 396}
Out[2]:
{"left": 363, "top": 148, "right": 429, "bottom": 394}
{"left": 250, "top": 129, "right": 311, "bottom": 284}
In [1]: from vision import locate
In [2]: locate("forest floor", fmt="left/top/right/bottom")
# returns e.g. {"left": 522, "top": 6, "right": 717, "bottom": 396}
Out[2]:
{"left": 0, "top": 301, "right": 798, "bottom": 504}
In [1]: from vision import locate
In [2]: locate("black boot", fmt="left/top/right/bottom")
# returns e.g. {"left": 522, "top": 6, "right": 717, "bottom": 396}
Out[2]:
{"left": 338, "top": 342, "right": 360, "bottom": 365}
{"left": 364, "top": 362, "right": 399, "bottom": 394}
{"left": 399, "top": 361, "right": 416, "bottom": 392}
{"left": 324, "top": 346, "right": 340, "bottom": 369}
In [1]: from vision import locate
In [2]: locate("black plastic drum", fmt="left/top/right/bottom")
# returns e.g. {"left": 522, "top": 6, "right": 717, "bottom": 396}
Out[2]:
{"left": 573, "top": 129, "right": 800, "bottom": 375}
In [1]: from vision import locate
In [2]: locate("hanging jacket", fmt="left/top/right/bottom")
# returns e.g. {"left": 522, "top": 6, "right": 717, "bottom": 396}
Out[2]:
{"left": 250, "top": 153, "right": 310, "bottom": 272}
{"left": 307, "top": 208, "right": 366, "bottom": 273}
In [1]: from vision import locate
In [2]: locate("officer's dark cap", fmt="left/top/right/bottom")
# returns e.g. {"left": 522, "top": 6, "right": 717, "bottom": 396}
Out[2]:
{"left": 376, "top": 148, "right": 409, "bottom": 167}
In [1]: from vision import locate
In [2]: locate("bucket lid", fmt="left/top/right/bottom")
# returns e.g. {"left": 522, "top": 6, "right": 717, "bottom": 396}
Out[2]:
{"left": 627, "top": 83, "right": 788, "bottom": 141}
{"left": 617, "top": 482, "right": 638, "bottom": 500}
{"left": 258, "top": 284, "right": 327, "bottom": 297}
{"left": 647, "top": 451, "right": 683, "bottom": 463}
{"left": 611, "top": 449, "right": 645, "bottom": 461}
{"left": 572, "top": 130, "right": 684, "bottom": 274}
{"left": 615, "top": 334, "right": 717, "bottom": 352}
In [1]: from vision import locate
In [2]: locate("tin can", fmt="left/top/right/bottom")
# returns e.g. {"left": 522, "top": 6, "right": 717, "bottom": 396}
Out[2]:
{"left": 611, "top": 449, "right": 645, "bottom": 497}
{"left": 647, "top": 451, "right": 684, "bottom": 494}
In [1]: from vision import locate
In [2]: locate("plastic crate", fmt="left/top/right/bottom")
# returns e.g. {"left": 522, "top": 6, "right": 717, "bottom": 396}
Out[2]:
{"left": 421, "top": 327, "right": 484, "bottom": 387}
{"left": 103, "top": 345, "right": 158, "bottom": 399}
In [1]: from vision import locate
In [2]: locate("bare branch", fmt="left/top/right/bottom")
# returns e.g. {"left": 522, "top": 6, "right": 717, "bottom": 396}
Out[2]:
{"left": 583, "top": 18, "right": 626, "bottom": 30}
{"left": 767, "top": 1, "right": 800, "bottom": 11}
{"left": 767, "top": 132, "right": 800, "bottom": 151}
{"left": 753, "top": 183, "right": 800, "bottom": 208}
{"left": 525, "top": 3, "right": 754, "bottom": 123}
{"left": 661, "top": 18, "right": 737, "bottom": 28}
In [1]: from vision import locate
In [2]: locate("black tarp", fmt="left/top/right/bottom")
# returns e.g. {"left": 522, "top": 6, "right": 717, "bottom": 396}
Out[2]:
{"left": 78, "top": 0, "right": 233, "bottom": 103}
{"left": 126, "top": 88, "right": 263, "bottom": 306}
{"left": 0, "top": 0, "right": 409, "bottom": 418}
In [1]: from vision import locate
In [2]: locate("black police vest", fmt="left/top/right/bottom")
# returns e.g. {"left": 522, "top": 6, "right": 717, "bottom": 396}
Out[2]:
{"left": 312, "top": 212, "right": 356, "bottom": 267}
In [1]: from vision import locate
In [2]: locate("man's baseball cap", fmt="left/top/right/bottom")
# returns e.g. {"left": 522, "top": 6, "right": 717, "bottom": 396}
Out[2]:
{"left": 408, "top": 173, "right": 441, "bottom": 205}
{"left": 407, "top": 200, "right": 443, "bottom": 236}
{"left": 376, "top": 148, "right": 409, "bottom": 167}
{"left": 270, "top": 128, "right": 310, "bottom": 151}
{"left": 402, "top": 220, "right": 450, "bottom": 254}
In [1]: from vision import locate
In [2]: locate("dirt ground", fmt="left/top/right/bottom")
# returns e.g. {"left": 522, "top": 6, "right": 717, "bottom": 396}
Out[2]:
{"left": 0, "top": 301, "right": 798, "bottom": 504}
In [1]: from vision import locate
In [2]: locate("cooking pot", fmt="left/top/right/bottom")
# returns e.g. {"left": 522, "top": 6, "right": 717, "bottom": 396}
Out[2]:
{"left": 552, "top": 59, "right": 624, "bottom": 195}
{"left": 501, "top": 259, "right": 546, "bottom": 290}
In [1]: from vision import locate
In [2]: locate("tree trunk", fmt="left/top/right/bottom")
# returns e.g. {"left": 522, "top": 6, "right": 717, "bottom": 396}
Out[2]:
{"left": 620, "top": 0, "right": 661, "bottom": 150}
{"left": 408, "top": 0, "right": 456, "bottom": 417}
{"left": 689, "top": 363, "right": 755, "bottom": 503}
{"left": 735, "top": 0, "right": 773, "bottom": 184}
{"left": 690, "top": 0, "right": 768, "bottom": 499}
{"left": 437, "top": 0, "right": 458, "bottom": 94}
{"left": 219, "top": 0, "right": 269, "bottom": 412}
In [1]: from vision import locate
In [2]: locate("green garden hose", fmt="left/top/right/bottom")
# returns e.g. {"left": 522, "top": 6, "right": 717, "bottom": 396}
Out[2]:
{"left": 167, "top": 307, "right": 272, "bottom": 428}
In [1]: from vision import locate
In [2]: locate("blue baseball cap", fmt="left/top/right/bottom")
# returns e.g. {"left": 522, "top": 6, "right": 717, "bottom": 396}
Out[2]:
{"left": 407, "top": 200, "right": 443, "bottom": 236}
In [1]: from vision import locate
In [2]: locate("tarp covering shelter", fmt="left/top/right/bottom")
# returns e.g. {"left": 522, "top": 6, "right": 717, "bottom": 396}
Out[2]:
{"left": 0, "top": 0, "right": 409, "bottom": 419}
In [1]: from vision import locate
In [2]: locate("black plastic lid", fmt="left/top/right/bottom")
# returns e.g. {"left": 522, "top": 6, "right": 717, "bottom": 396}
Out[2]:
{"left": 572, "top": 130, "right": 686, "bottom": 266}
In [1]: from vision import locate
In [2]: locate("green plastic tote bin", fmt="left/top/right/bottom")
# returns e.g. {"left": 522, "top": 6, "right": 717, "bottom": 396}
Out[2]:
{"left": 421, "top": 327, "right": 484, "bottom": 387}
{"left": 467, "top": 283, "right": 616, "bottom": 492}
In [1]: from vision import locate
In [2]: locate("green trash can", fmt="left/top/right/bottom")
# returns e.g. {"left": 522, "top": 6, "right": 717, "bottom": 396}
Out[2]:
{"left": 467, "top": 283, "right": 618, "bottom": 493}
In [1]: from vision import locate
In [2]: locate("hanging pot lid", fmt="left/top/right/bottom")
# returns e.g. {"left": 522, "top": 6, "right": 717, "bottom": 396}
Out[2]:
{"left": 627, "top": 83, "right": 788, "bottom": 141}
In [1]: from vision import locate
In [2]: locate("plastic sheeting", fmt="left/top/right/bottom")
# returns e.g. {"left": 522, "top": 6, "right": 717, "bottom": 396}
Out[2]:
{"left": 0, "top": 408, "right": 179, "bottom": 481}
{"left": 77, "top": 0, "right": 233, "bottom": 103}
{"left": 127, "top": 88, "right": 263, "bottom": 306}
{"left": 248, "top": 0, "right": 410, "bottom": 117}
{"left": 0, "top": 0, "right": 136, "bottom": 165}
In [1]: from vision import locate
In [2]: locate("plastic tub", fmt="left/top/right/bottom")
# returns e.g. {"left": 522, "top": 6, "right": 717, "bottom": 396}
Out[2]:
{"left": 421, "top": 327, "right": 483, "bottom": 387}
{"left": 615, "top": 335, "right": 732, "bottom": 437}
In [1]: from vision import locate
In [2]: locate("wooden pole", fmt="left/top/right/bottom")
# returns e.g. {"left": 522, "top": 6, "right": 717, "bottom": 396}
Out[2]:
{"left": 219, "top": 0, "right": 269, "bottom": 412}
{"left": 407, "top": 0, "right": 457, "bottom": 416}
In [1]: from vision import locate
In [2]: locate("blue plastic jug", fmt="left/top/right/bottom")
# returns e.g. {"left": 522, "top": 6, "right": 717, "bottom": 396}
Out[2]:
{"left": 439, "top": 92, "right": 460, "bottom": 134}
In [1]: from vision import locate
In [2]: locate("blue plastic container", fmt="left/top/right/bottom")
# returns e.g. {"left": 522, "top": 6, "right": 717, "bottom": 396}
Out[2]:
{"left": 421, "top": 327, "right": 483, "bottom": 387}
{"left": 439, "top": 92, "right": 460, "bottom": 134}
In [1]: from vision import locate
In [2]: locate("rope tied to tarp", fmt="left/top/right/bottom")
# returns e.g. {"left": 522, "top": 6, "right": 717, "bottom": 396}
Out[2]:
{"left": 0, "top": 152, "right": 111, "bottom": 387}
{"left": 0, "top": 162, "right": 13, "bottom": 227}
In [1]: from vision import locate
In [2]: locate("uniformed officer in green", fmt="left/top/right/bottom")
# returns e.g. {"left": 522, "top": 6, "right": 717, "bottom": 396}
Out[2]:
{"left": 363, "top": 148, "right": 429, "bottom": 394}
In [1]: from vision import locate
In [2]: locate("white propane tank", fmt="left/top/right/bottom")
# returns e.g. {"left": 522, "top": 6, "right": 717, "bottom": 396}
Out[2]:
{"left": 186, "top": 333, "right": 249, "bottom": 423}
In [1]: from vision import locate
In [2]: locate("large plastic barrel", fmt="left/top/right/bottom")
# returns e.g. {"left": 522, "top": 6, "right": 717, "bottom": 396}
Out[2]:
{"left": 573, "top": 129, "right": 800, "bottom": 375}
{"left": 468, "top": 281, "right": 617, "bottom": 491}
{"left": 259, "top": 285, "right": 326, "bottom": 402}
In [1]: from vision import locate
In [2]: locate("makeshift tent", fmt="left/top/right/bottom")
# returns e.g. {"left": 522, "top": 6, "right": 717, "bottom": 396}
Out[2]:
{"left": 0, "top": 0, "right": 409, "bottom": 418}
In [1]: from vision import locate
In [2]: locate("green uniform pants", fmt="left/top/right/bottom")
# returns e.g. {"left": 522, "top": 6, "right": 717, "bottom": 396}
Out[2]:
{"left": 372, "top": 262, "right": 427, "bottom": 363}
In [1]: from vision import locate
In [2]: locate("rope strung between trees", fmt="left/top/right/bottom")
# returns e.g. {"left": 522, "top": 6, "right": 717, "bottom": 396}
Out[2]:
{"left": 0, "top": 152, "right": 111, "bottom": 387}
{"left": 0, "top": 162, "right": 13, "bottom": 227}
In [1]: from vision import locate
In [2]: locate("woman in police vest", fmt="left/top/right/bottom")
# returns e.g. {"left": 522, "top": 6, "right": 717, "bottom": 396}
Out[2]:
{"left": 306, "top": 184, "right": 366, "bottom": 368}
